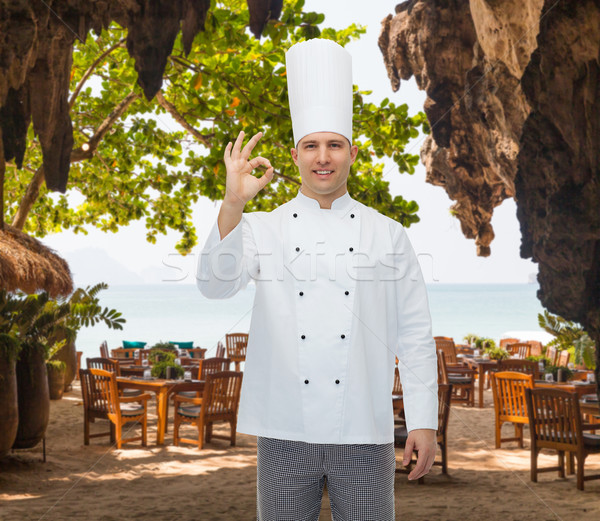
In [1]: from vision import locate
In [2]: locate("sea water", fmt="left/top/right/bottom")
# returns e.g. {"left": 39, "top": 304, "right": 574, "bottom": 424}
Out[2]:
{"left": 75, "top": 283, "right": 546, "bottom": 360}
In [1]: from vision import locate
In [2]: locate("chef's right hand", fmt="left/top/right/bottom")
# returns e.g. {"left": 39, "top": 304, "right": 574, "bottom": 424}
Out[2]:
{"left": 223, "top": 130, "right": 274, "bottom": 208}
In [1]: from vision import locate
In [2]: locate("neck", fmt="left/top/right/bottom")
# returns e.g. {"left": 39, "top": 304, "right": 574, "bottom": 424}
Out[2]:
{"left": 300, "top": 186, "right": 348, "bottom": 209}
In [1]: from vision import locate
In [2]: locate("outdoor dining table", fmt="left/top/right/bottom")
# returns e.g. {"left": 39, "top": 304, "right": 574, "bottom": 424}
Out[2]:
{"left": 580, "top": 397, "right": 600, "bottom": 426}
{"left": 462, "top": 357, "right": 498, "bottom": 408}
{"left": 117, "top": 377, "right": 205, "bottom": 445}
{"left": 533, "top": 380, "right": 597, "bottom": 398}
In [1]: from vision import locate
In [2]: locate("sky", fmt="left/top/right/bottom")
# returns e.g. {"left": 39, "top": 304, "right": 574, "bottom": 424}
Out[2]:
{"left": 41, "top": 0, "right": 539, "bottom": 286}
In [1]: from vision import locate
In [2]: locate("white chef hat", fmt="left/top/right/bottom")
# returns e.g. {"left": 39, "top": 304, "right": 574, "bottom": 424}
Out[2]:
{"left": 286, "top": 39, "right": 353, "bottom": 146}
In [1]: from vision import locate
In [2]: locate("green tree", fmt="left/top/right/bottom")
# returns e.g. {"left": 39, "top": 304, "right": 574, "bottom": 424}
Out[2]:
{"left": 4, "top": 0, "right": 427, "bottom": 254}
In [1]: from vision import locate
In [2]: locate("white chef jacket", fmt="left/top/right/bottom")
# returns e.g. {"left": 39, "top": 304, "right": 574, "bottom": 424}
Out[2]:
{"left": 197, "top": 191, "right": 438, "bottom": 444}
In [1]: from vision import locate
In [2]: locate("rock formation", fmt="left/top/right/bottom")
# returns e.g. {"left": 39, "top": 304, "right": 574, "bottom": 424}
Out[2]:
{"left": 0, "top": 0, "right": 282, "bottom": 193}
{"left": 380, "top": 0, "right": 600, "bottom": 386}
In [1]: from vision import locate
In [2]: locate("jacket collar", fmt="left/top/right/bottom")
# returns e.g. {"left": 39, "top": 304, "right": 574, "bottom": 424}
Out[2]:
{"left": 293, "top": 190, "right": 354, "bottom": 212}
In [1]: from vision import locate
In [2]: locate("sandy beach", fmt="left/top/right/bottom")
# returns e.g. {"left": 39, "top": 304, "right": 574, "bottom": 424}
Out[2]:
{"left": 1, "top": 383, "right": 599, "bottom": 521}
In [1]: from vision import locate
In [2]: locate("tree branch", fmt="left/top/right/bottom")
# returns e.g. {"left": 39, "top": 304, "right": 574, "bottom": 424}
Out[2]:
{"left": 155, "top": 91, "right": 212, "bottom": 147}
{"left": 69, "top": 37, "right": 126, "bottom": 110}
{"left": 71, "top": 91, "right": 140, "bottom": 161}
{"left": 11, "top": 166, "right": 45, "bottom": 230}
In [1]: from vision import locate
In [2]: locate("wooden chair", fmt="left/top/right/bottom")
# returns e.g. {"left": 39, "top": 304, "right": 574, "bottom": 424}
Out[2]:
{"left": 134, "top": 349, "right": 152, "bottom": 365}
{"left": 177, "top": 358, "right": 231, "bottom": 399}
{"left": 496, "top": 359, "right": 541, "bottom": 380}
{"left": 434, "top": 338, "right": 461, "bottom": 366}
{"left": 199, "top": 357, "right": 231, "bottom": 379}
{"left": 173, "top": 371, "right": 243, "bottom": 449}
{"left": 490, "top": 371, "right": 534, "bottom": 448}
{"left": 558, "top": 350, "right": 570, "bottom": 366}
{"left": 187, "top": 348, "right": 207, "bottom": 359}
{"left": 526, "top": 387, "right": 600, "bottom": 490}
{"left": 215, "top": 341, "right": 225, "bottom": 359}
{"left": 392, "top": 365, "right": 403, "bottom": 419}
{"left": 437, "top": 349, "right": 449, "bottom": 384}
{"left": 88, "top": 368, "right": 151, "bottom": 449}
{"left": 500, "top": 338, "right": 520, "bottom": 349}
{"left": 110, "top": 348, "right": 139, "bottom": 364}
{"left": 435, "top": 338, "right": 475, "bottom": 406}
{"left": 80, "top": 368, "right": 115, "bottom": 445}
{"left": 395, "top": 383, "right": 453, "bottom": 480}
{"left": 225, "top": 333, "right": 248, "bottom": 371}
{"left": 506, "top": 342, "right": 532, "bottom": 359}
{"left": 526, "top": 340, "right": 543, "bottom": 357}
{"left": 87, "top": 357, "right": 120, "bottom": 375}
{"left": 87, "top": 357, "right": 143, "bottom": 397}
{"left": 546, "top": 346, "right": 558, "bottom": 365}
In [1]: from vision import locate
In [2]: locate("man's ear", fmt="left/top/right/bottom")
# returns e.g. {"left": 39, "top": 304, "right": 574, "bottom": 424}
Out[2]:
{"left": 290, "top": 148, "right": 299, "bottom": 165}
{"left": 349, "top": 145, "right": 359, "bottom": 165}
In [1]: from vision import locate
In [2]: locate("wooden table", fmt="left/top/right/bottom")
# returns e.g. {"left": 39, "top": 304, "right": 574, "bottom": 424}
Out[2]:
{"left": 534, "top": 380, "right": 598, "bottom": 398}
{"left": 580, "top": 399, "right": 600, "bottom": 427}
{"left": 117, "top": 377, "right": 204, "bottom": 445}
{"left": 463, "top": 358, "right": 498, "bottom": 408}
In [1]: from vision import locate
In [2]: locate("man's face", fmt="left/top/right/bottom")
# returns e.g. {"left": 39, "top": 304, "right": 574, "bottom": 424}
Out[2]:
{"left": 291, "top": 132, "right": 359, "bottom": 207}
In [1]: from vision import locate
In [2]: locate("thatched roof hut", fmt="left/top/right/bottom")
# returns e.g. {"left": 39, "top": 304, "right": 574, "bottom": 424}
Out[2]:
{"left": 0, "top": 225, "right": 72, "bottom": 297}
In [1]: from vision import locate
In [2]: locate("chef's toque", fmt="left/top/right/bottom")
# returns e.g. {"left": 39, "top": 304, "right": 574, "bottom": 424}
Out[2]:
{"left": 286, "top": 39, "right": 353, "bottom": 146}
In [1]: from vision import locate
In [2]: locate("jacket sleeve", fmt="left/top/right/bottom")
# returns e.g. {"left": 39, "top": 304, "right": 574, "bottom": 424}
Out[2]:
{"left": 391, "top": 223, "right": 438, "bottom": 433}
{"left": 196, "top": 216, "right": 259, "bottom": 299}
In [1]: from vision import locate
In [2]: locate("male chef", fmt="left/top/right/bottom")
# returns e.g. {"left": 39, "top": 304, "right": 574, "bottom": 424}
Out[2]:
{"left": 197, "top": 39, "right": 438, "bottom": 521}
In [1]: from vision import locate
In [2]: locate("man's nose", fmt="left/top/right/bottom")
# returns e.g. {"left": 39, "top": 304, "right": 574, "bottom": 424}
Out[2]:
{"left": 316, "top": 146, "right": 329, "bottom": 163}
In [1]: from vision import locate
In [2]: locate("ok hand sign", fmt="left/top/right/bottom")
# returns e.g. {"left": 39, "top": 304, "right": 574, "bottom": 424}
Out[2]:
{"left": 223, "top": 130, "right": 274, "bottom": 208}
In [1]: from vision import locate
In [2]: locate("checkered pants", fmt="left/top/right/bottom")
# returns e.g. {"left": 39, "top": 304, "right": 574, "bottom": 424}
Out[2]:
{"left": 257, "top": 437, "right": 395, "bottom": 521}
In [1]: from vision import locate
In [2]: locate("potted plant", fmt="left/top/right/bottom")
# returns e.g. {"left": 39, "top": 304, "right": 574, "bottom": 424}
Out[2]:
{"left": 463, "top": 333, "right": 478, "bottom": 347}
{"left": 544, "top": 364, "right": 574, "bottom": 383}
{"left": 0, "top": 320, "right": 20, "bottom": 458}
{"left": 148, "top": 341, "right": 177, "bottom": 364}
{"left": 486, "top": 346, "right": 510, "bottom": 361}
{"left": 46, "top": 360, "right": 67, "bottom": 400}
{"left": 11, "top": 292, "right": 71, "bottom": 449}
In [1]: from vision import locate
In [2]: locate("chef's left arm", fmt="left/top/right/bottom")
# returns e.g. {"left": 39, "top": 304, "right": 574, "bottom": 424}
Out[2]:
{"left": 390, "top": 223, "right": 438, "bottom": 479}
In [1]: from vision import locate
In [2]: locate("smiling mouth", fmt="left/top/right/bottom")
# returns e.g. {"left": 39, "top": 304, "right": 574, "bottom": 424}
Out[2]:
{"left": 315, "top": 170, "right": 333, "bottom": 176}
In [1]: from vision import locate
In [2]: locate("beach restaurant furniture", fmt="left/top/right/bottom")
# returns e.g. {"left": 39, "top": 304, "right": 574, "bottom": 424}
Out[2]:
{"left": 435, "top": 337, "right": 475, "bottom": 407}
{"left": 526, "top": 387, "right": 600, "bottom": 490}
{"left": 216, "top": 341, "right": 225, "bottom": 358}
{"left": 463, "top": 358, "right": 498, "bottom": 408}
{"left": 80, "top": 368, "right": 115, "bottom": 445}
{"left": 173, "top": 371, "right": 243, "bottom": 449}
{"left": 110, "top": 348, "right": 139, "bottom": 364}
{"left": 505, "top": 342, "right": 532, "bottom": 359}
{"left": 176, "top": 358, "right": 231, "bottom": 400}
{"left": 496, "top": 359, "right": 541, "bottom": 380}
{"left": 546, "top": 346, "right": 570, "bottom": 367}
{"left": 85, "top": 368, "right": 152, "bottom": 449}
{"left": 225, "top": 333, "right": 248, "bottom": 371}
{"left": 392, "top": 365, "right": 403, "bottom": 420}
{"left": 526, "top": 340, "right": 543, "bottom": 357}
{"left": 116, "top": 376, "right": 206, "bottom": 445}
{"left": 87, "top": 357, "right": 143, "bottom": 397}
{"left": 533, "top": 380, "right": 597, "bottom": 398}
{"left": 395, "top": 383, "right": 453, "bottom": 482}
{"left": 99, "top": 341, "right": 109, "bottom": 358}
{"left": 490, "top": 371, "right": 534, "bottom": 449}
{"left": 500, "top": 338, "right": 520, "bottom": 349}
